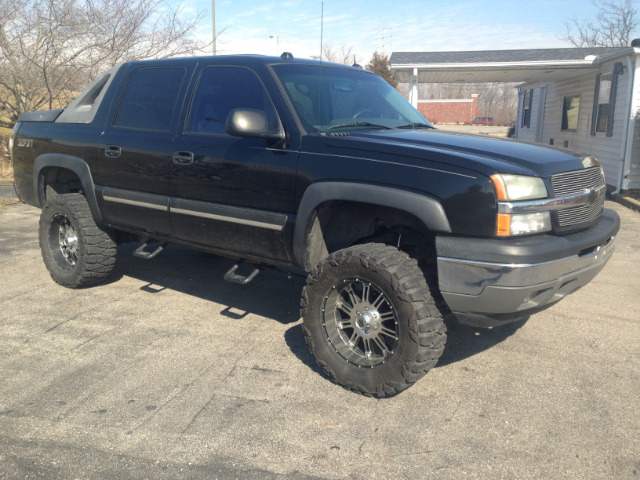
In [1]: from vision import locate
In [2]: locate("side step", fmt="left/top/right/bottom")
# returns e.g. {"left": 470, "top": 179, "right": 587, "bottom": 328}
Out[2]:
{"left": 133, "top": 242, "right": 167, "bottom": 260}
{"left": 224, "top": 262, "right": 260, "bottom": 285}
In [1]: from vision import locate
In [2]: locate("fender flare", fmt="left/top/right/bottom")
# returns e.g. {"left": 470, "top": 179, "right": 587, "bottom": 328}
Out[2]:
{"left": 293, "top": 181, "right": 451, "bottom": 269}
{"left": 33, "top": 153, "right": 103, "bottom": 225}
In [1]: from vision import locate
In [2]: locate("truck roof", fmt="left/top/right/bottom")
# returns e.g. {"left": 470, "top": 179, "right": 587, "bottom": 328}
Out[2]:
{"left": 119, "top": 53, "right": 363, "bottom": 70}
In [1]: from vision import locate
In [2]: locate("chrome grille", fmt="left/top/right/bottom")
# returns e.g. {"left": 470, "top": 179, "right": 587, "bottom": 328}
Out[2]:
{"left": 551, "top": 166, "right": 605, "bottom": 227}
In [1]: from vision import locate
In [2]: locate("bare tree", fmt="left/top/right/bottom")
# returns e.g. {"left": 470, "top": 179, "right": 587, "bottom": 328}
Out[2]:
{"left": 565, "top": 0, "right": 638, "bottom": 47}
{"left": 323, "top": 44, "right": 358, "bottom": 65}
{"left": 0, "top": 0, "right": 211, "bottom": 126}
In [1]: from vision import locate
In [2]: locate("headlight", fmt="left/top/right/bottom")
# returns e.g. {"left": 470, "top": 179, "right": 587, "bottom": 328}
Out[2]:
{"left": 491, "top": 174, "right": 551, "bottom": 237}
{"left": 490, "top": 174, "right": 547, "bottom": 201}
{"left": 498, "top": 212, "right": 551, "bottom": 236}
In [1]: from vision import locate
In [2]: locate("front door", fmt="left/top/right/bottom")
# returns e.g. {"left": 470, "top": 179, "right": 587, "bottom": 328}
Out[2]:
{"left": 170, "top": 65, "right": 298, "bottom": 262}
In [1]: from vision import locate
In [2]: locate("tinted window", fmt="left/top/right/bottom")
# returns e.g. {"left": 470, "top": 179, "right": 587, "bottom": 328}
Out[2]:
{"left": 272, "top": 64, "right": 429, "bottom": 132}
{"left": 114, "top": 67, "right": 185, "bottom": 131}
{"left": 186, "top": 66, "right": 278, "bottom": 135}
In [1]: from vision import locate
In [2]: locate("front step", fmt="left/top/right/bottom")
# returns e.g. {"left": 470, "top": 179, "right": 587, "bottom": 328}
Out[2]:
{"left": 133, "top": 242, "right": 167, "bottom": 260}
{"left": 224, "top": 262, "right": 260, "bottom": 285}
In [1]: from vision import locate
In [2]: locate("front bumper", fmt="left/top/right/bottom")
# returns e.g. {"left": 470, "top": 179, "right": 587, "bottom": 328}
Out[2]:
{"left": 436, "top": 208, "right": 620, "bottom": 327}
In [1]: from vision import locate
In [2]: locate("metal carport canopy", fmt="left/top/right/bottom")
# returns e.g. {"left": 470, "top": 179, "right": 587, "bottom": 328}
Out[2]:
{"left": 389, "top": 47, "right": 634, "bottom": 84}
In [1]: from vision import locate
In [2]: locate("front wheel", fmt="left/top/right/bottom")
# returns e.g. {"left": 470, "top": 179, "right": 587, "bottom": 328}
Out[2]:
{"left": 301, "top": 243, "right": 447, "bottom": 397}
{"left": 39, "top": 193, "right": 117, "bottom": 288}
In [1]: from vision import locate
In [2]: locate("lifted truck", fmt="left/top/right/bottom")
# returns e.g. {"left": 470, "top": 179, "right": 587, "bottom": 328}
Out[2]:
{"left": 11, "top": 53, "right": 619, "bottom": 397}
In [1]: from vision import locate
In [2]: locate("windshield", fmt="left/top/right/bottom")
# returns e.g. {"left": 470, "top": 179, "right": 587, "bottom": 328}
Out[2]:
{"left": 272, "top": 64, "right": 433, "bottom": 133}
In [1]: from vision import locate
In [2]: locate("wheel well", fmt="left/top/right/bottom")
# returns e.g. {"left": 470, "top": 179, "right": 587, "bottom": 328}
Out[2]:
{"left": 39, "top": 167, "right": 83, "bottom": 201}
{"left": 303, "top": 200, "right": 437, "bottom": 270}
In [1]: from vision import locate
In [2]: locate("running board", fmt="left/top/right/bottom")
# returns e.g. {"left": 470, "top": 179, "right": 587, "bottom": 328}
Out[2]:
{"left": 133, "top": 242, "right": 167, "bottom": 260}
{"left": 224, "top": 262, "right": 260, "bottom": 285}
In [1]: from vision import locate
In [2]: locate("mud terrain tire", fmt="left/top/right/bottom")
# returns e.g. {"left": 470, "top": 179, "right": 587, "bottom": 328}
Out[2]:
{"left": 301, "top": 243, "right": 446, "bottom": 397}
{"left": 39, "top": 193, "right": 117, "bottom": 288}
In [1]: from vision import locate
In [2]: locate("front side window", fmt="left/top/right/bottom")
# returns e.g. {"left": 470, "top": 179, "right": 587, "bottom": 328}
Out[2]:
{"left": 114, "top": 67, "right": 185, "bottom": 132}
{"left": 272, "top": 64, "right": 430, "bottom": 132}
{"left": 561, "top": 95, "right": 580, "bottom": 131}
{"left": 186, "top": 66, "right": 279, "bottom": 135}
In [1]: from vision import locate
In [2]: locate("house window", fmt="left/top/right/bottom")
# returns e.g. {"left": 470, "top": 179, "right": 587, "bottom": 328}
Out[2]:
{"left": 522, "top": 89, "right": 533, "bottom": 128}
{"left": 561, "top": 95, "right": 580, "bottom": 131}
{"left": 595, "top": 73, "right": 612, "bottom": 133}
{"left": 591, "top": 63, "right": 623, "bottom": 137}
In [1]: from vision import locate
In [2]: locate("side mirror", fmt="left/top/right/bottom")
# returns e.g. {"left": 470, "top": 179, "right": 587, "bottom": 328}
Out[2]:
{"left": 225, "top": 108, "right": 285, "bottom": 141}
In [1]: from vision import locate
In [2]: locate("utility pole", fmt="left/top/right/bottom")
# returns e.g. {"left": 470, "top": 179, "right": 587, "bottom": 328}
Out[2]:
{"left": 377, "top": 27, "right": 392, "bottom": 57}
{"left": 212, "top": 0, "right": 216, "bottom": 55}
{"left": 270, "top": 35, "right": 279, "bottom": 55}
{"left": 320, "top": 2, "right": 324, "bottom": 61}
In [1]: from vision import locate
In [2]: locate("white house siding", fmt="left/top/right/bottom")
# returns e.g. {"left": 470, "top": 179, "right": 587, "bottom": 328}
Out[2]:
{"left": 519, "top": 60, "right": 631, "bottom": 189}
{"left": 629, "top": 120, "right": 640, "bottom": 189}
{"left": 626, "top": 52, "right": 640, "bottom": 190}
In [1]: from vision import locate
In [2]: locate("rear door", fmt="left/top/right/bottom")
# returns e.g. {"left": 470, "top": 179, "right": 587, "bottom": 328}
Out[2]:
{"left": 98, "top": 65, "right": 188, "bottom": 236}
{"left": 170, "top": 65, "right": 298, "bottom": 262}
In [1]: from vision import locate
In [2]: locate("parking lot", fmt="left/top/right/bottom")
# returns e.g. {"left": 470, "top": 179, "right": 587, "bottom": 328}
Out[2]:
{"left": 0, "top": 200, "right": 639, "bottom": 479}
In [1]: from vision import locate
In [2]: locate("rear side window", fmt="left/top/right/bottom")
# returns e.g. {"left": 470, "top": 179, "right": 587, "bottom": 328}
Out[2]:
{"left": 114, "top": 67, "right": 185, "bottom": 132}
{"left": 186, "top": 66, "right": 279, "bottom": 135}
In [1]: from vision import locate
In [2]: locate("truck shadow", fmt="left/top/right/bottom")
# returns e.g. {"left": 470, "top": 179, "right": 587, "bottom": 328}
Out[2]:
{"left": 111, "top": 244, "right": 527, "bottom": 374}
{"left": 284, "top": 318, "right": 529, "bottom": 376}
{"left": 111, "top": 243, "right": 305, "bottom": 325}
{"left": 437, "top": 318, "right": 528, "bottom": 368}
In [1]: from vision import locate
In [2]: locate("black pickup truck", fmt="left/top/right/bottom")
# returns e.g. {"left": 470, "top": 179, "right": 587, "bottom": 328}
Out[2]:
{"left": 11, "top": 53, "right": 619, "bottom": 396}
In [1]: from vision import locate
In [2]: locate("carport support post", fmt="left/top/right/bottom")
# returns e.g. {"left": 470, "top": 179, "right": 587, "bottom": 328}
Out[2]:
{"left": 409, "top": 68, "right": 419, "bottom": 109}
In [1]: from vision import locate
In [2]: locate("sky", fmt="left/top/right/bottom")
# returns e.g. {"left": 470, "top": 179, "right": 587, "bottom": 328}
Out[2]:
{"left": 181, "top": 0, "right": 640, "bottom": 62}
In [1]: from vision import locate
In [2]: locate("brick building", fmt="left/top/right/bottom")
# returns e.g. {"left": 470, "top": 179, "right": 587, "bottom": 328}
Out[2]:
{"left": 417, "top": 94, "right": 478, "bottom": 125}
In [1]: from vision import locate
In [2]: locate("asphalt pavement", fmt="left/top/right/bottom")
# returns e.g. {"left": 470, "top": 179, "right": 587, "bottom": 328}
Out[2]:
{"left": 0, "top": 201, "right": 638, "bottom": 479}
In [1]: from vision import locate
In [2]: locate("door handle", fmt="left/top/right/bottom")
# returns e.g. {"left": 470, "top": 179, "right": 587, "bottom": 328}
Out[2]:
{"left": 172, "top": 151, "right": 194, "bottom": 165}
{"left": 105, "top": 145, "right": 121, "bottom": 158}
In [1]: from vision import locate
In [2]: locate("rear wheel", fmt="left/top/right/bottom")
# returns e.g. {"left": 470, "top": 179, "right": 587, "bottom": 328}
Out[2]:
{"left": 39, "top": 193, "right": 117, "bottom": 288}
{"left": 301, "top": 243, "right": 446, "bottom": 397}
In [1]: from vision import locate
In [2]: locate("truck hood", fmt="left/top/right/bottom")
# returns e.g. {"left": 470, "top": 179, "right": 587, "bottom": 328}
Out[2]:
{"left": 323, "top": 129, "right": 586, "bottom": 178}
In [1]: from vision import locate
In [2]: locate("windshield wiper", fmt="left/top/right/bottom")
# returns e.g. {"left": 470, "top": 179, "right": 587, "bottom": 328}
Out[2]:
{"left": 396, "top": 122, "right": 434, "bottom": 129}
{"left": 325, "top": 121, "right": 392, "bottom": 132}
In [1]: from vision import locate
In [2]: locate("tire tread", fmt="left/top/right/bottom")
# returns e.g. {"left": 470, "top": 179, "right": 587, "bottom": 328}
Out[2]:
{"left": 301, "top": 243, "right": 447, "bottom": 397}
{"left": 39, "top": 193, "right": 117, "bottom": 288}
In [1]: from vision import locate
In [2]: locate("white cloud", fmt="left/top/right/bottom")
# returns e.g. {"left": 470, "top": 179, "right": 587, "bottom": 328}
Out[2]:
{"left": 186, "top": 0, "right": 588, "bottom": 62}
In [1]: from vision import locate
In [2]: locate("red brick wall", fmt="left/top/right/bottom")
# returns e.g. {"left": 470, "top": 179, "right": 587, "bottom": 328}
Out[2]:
{"left": 417, "top": 96, "right": 478, "bottom": 125}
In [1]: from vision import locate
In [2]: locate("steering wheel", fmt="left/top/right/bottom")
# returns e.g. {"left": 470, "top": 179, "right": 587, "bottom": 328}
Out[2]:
{"left": 353, "top": 109, "right": 376, "bottom": 119}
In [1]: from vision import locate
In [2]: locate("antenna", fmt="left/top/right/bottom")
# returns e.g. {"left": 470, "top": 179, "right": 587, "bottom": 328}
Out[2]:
{"left": 320, "top": 2, "right": 324, "bottom": 61}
